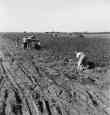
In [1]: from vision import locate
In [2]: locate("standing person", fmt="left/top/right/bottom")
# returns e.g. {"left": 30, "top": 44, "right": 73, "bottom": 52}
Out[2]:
{"left": 27, "top": 36, "right": 32, "bottom": 49}
{"left": 22, "top": 36, "right": 27, "bottom": 49}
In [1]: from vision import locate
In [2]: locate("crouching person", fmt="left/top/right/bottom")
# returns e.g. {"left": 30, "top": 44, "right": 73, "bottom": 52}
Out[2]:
{"left": 34, "top": 39, "right": 41, "bottom": 50}
{"left": 75, "top": 51, "right": 95, "bottom": 71}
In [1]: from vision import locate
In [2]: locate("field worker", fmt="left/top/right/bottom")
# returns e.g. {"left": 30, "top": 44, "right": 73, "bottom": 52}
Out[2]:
{"left": 35, "top": 39, "right": 41, "bottom": 50}
{"left": 23, "top": 36, "right": 28, "bottom": 49}
{"left": 75, "top": 51, "right": 86, "bottom": 71}
{"left": 75, "top": 51, "right": 95, "bottom": 71}
{"left": 27, "top": 36, "right": 32, "bottom": 49}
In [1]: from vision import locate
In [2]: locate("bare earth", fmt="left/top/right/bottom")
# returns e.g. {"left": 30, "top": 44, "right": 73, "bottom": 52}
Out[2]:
{"left": 0, "top": 33, "right": 110, "bottom": 115}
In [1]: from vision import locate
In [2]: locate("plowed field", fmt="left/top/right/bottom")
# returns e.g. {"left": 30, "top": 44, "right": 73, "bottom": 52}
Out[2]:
{"left": 0, "top": 32, "right": 110, "bottom": 115}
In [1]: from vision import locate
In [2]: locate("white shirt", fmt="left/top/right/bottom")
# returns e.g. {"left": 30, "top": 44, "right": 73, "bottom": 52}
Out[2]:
{"left": 23, "top": 37, "right": 27, "bottom": 43}
{"left": 76, "top": 52, "right": 85, "bottom": 59}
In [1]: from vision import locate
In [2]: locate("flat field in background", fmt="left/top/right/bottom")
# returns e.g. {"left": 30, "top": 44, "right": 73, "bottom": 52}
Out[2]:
{"left": 2, "top": 32, "right": 110, "bottom": 67}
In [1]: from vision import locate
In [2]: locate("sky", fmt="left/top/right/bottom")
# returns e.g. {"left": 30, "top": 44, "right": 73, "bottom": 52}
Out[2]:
{"left": 0, "top": 0, "right": 110, "bottom": 32}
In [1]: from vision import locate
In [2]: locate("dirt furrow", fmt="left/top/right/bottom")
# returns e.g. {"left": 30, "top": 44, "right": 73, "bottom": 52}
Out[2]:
{"left": 0, "top": 36, "right": 110, "bottom": 115}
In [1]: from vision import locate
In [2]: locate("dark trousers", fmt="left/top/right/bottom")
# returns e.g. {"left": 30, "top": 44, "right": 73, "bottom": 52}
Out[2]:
{"left": 27, "top": 39, "right": 32, "bottom": 48}
{"left": 23, "top": 42, "right": 27, "bottom": 49}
